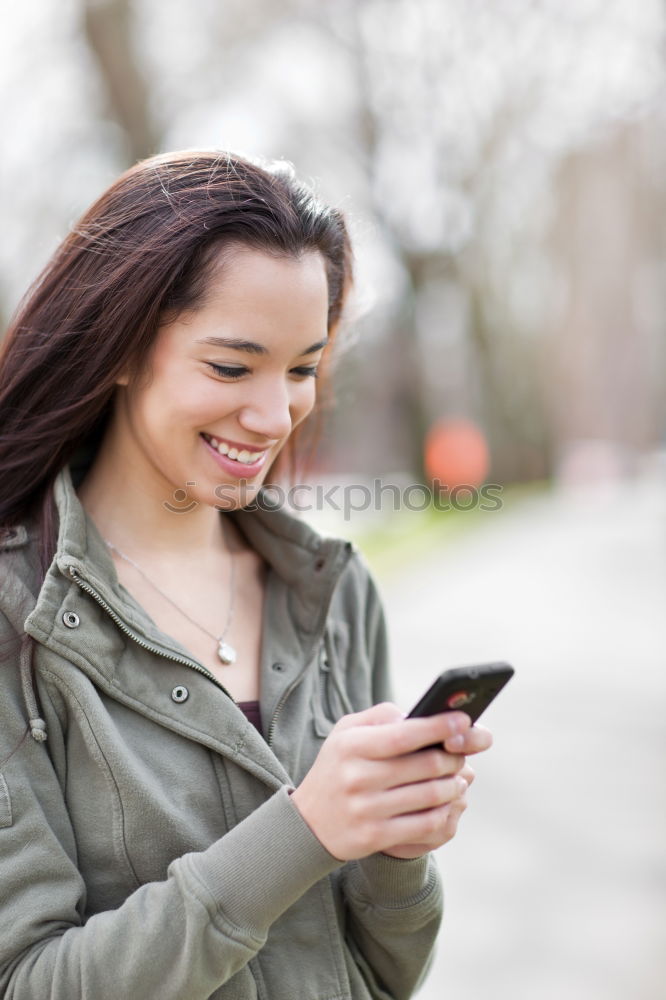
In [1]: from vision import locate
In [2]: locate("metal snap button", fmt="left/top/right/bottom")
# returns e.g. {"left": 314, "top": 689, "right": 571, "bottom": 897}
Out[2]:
{"left": 62, "top": 611, "right": 80, "bottom": 629}
{"left": 171, "top": 685, "right": 189, "bottom": 703}
{"left": 271, "top": 661, "right": 286, "bottom": 673}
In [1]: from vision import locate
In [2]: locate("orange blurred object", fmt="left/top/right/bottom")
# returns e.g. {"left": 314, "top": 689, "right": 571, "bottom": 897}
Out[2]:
{"left": 424, "top": 418, "right": 490, "bottom": 488}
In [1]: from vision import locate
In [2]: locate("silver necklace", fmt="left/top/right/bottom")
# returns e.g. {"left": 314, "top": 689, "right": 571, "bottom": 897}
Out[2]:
{"left": 105, "top": 521, "right": 237, "bottom": 665}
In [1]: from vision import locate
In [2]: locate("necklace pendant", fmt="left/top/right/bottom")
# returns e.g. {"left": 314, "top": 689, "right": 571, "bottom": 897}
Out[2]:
{"left": 217, "top": 640, "right": 237, "bottom": 665}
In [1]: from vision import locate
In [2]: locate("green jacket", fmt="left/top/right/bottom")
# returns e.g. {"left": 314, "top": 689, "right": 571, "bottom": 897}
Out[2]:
{"left": 0, "top": 463, "right": 443, "bottom": 1000}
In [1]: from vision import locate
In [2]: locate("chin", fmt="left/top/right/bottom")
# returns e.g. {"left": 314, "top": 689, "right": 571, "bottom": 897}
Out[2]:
{"left": 210, "top": 479, "right": 266, "bottom": 512}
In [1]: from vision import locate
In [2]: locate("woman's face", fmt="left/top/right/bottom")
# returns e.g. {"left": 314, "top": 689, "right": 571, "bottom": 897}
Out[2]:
{"left": 113, "top": 247, "right": 330, "bottom": 510}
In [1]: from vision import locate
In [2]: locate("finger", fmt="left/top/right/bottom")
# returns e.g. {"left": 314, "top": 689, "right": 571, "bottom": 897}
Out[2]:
{"left": 459, "top": 762, "right": 475, "bottom": 787}
{"left": 444, "top": 723, "right": 493, "bottom": 755}
{"left": 382, "top": 801, "right": 454, "bottom": 850}
{"left": 353, "top": 712, "right": 472, "bottom": 760}
{"left": 403, "top": 783, "right": 469, "bottom": 850}
{"left": 378, "top": 748, "right": 466, "bottom": 788}
{"left": 382, "top": 843, "right": 433, "bottom": 859}
{"left": 442, "top": 790, "right": 469, "bottom": 841}
{"left": 334, "top": 702, "right": 404, "bottom": 732}
{"left": 380, "top": 773, "right": 468, "bottom": 818}
{"left": 382, "top": 774, "right": 471, "bottom": 854}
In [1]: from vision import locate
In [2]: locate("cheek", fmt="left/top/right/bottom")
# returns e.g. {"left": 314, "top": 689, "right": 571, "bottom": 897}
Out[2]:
{"left": 181, "top": 381, "right": 225, "bottom": 420}
{"left": 291, "top": 382, "right": 318, "bottom": 428}
{"left": 151, "top": 372, "right": 223, "bottom": 429}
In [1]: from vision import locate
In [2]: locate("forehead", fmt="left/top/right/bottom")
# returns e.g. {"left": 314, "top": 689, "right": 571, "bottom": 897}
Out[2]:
{"left": 156, "top": 248, "right": 330, "bottom": 358}
{"left": 203, "top": 247, "right": 328, "bottom": 324}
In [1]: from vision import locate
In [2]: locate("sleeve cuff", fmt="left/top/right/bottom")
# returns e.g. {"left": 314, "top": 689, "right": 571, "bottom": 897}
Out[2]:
{"left": 345, "top": 851, "right": 439, "bottom": 909}
{"left": 181, "top": 785, "right": 343, "bottom": 938}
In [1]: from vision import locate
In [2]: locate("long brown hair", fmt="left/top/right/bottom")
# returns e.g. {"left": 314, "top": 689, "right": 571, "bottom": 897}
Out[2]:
{"left": 0, "top": 150, "right": 353, "bottom": 574}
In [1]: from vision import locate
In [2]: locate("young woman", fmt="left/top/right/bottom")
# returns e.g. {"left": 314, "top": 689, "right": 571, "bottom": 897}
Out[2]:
{"left": 0, "top": 150, "right": 492, "bottom": 1000}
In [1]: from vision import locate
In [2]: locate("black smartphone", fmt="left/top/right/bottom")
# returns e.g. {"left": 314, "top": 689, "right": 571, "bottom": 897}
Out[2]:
{"left": 406, "top": 661, "right": 514, "bottom": 729}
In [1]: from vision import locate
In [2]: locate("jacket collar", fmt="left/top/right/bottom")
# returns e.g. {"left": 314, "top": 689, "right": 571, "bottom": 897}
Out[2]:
{"left": 47, "top": 463, "right": 354, "bottom": 643}
{"left": 21, "top": 463, "right": 354, "bottom": 775}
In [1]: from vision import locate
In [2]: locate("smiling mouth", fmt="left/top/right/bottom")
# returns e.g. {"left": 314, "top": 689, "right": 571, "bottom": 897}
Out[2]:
{"left": 201, "top": 433, "right": 268, "bottom": 466}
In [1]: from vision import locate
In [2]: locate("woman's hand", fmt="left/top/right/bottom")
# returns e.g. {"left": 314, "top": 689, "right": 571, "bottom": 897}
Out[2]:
{"left": 290, "top": 703, "right": 493, "bottom": 862}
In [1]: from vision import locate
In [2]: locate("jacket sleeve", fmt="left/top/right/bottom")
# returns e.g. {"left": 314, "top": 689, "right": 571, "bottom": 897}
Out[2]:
{"left": 339, "top": 560, "right": 444, "bottom": 1000}
{"left": 0, "top": 619, "right": 341, "bottom": 999}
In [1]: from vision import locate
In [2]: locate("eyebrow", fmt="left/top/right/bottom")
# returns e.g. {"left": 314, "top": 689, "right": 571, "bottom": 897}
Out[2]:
{"left": 195, "top": 336, "right": 328, "bottom": 356}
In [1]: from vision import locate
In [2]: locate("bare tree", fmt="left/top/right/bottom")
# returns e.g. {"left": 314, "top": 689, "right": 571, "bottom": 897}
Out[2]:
{"left": 82, "top": 0, "right": 158, "bottom": 163}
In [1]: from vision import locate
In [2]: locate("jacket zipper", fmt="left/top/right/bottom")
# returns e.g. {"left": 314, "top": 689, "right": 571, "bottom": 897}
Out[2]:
{"left": 67, "top": 566, "right": 232, "bottom": 698}
{"left": 267, "top": 680, "right": 298, "bottom": 748}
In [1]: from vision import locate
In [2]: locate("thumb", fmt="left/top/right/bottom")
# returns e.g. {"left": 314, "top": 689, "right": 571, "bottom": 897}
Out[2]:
{"left": 335, "top": 701, "right": 404, "bottom": 731}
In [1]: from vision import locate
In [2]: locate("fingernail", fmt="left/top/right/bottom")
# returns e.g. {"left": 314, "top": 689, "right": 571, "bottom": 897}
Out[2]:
{"left": 447, "top": 734, "right": 465, "bottom": 750}
{"left": 448, "top": 713, "right": 470, "bottom": 735}
{"left": 458, "top": 776, "right": 469, "bottom": 793}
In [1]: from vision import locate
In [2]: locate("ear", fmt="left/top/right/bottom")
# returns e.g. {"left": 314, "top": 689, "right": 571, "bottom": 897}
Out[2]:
{"left": 116, "top": 372, "right": 130, "bottom": 387}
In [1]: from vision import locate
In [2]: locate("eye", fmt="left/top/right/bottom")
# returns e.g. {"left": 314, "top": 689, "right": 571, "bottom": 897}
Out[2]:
{"left": 208, "top": 363, "right": 248, "bottom": 379}
{"left": 207, "top": 361, "right": 319, "bottom": 380}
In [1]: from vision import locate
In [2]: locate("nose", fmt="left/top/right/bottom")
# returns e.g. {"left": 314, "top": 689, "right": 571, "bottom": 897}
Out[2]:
{"left": 237, "top": 375, "right": 295, "bottom": 442}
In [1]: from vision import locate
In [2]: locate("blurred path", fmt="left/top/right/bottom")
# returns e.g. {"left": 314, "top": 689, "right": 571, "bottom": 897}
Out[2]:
{"left": 377, "top": 478, "right": 666, "bottom": 1000}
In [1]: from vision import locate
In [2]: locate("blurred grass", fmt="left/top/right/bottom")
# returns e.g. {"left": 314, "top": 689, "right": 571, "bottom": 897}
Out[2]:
{"left": 348, "top": 481, "right": 550, "bottom": 581}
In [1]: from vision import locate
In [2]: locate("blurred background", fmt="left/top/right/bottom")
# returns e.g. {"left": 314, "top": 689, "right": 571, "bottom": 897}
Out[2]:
{"left": 2, "top": 1, "right": 665, "bottom": 997}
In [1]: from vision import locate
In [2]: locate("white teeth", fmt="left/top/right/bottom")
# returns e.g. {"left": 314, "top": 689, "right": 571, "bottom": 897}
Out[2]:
{"left": 204, "top": 434, "right": 263, "bottom": 464}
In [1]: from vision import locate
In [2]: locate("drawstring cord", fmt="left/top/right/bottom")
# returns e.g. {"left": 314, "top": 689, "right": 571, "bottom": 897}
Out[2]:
{"left": 1, "top": 580, "right": 49, "bottom": 744}
{"left": 18, "top": 633, "right": 47, "bottom": 742}
{"left": 0, "top": 559, "right": 49, "bottom": 744}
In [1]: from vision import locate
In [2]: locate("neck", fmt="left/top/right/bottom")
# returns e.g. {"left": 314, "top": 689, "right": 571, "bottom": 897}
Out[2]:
{"left": 76, "top": 437, "right": 226, "bottom": 559}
